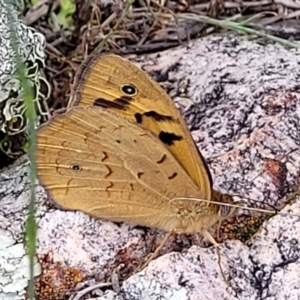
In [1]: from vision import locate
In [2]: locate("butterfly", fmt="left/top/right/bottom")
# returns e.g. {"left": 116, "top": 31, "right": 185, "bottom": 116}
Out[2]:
{"left": 36, "top": 54, "right": 244, "bottom": 274}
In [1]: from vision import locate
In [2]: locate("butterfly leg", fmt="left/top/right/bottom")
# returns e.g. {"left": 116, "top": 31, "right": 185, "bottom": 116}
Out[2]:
{"left": 201, "top": 229, "right": 229, "bottom": 285}
{"left": 140, "top": 230, "right": 174, "bottom": 270}
{"left": 216, "top": 220, "right": 222, "bottom": 242}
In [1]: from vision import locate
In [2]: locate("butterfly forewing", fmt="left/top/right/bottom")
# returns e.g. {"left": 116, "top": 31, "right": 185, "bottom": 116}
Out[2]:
{"left": 69, "top": 54, "right": 213, "bottom": 200}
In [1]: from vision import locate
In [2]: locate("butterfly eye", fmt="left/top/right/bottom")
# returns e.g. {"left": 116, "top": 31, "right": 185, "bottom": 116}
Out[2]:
{"left": 218, "top": 205, "right": 235, "bottom": 218}
{"left": 121, "top": 84, "right": 137, "bottom": 96}
{"left": 71, "top": 164, "right": 82, "bottom": 172}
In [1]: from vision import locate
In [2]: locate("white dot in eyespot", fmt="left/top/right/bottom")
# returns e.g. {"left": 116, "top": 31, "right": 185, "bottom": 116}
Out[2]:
{"left": 122, "top": 84, "right": 136, "bottom": 95}
{"left": 71, "top": 164, "right": 82, "bottom": 171}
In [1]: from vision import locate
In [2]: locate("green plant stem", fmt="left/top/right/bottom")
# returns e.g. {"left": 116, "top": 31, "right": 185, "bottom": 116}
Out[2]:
{"left": 5, "top": 5, "right": 37, "bottom": 300}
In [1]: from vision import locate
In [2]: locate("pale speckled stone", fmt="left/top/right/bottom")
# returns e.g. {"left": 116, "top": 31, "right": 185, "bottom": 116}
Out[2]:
{"left": 118, "top": 201, "right": 300, "bottom": 300}
{"left": 37, "top": 210, "right": 147, "bottom": 273}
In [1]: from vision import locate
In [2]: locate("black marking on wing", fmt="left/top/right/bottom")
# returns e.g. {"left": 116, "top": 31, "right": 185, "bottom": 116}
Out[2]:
{"left": 134, "top": 111, "right": 174, "bottom": 124}
{"left": 101, "top": 152, "right": 109, "bottom": 162}
{"left": 135, "top": 113, "right": 143, "bottom": 123}
{"left": 130, "top": 183, "right": 134, "bottom": 191}
{"left": 158, "top": 131, "right": 183, "bottom": 146}
{"left": 168, "top": 173, "right": 178, "bottom": 180}
{"left": 156, "top": 155, "right": 166, "bottom": 164}
{"left": 105, "top": 165, "right": 113, "bottom": 178}
{"left": 94, "top": 96, "right": 133, "bottom": 110}
{"left": 144, "top": 111, "right": 174, "bottom": 122}
{"left": 137, "top": 172, "right": 144, "bottom": 179}
{"left": 106, "top": 181, "right": 114, "bottom": 192}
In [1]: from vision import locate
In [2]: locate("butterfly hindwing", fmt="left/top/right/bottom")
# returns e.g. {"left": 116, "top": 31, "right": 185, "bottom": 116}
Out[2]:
{"left": 36, "top": 106, "right": 222, "bottom": 233}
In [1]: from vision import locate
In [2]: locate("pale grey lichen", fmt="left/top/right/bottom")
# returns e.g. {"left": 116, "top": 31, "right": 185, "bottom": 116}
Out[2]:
{"left": 0, "top": 0, "right": 50, "bottom": 163}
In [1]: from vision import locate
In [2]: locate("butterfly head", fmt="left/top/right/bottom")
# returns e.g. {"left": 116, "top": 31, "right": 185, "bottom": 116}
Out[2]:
{"left": 168, "top": 194, "right": 237, "bottom": 234}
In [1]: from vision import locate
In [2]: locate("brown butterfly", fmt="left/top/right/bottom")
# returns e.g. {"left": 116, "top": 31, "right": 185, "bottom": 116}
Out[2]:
{"left": 37, "top": 105, "right": 235, "bottom": 237}
{"left": 36, "top": 54, "right": 241, "bottom": 277}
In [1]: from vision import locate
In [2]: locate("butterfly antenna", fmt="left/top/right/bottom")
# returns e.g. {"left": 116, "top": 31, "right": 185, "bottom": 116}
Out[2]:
{"left": 229, "top": 193, "right": 281, "bottom": 215}
{"left": 170, "top": 197, "right": 300, "bottom": 217}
